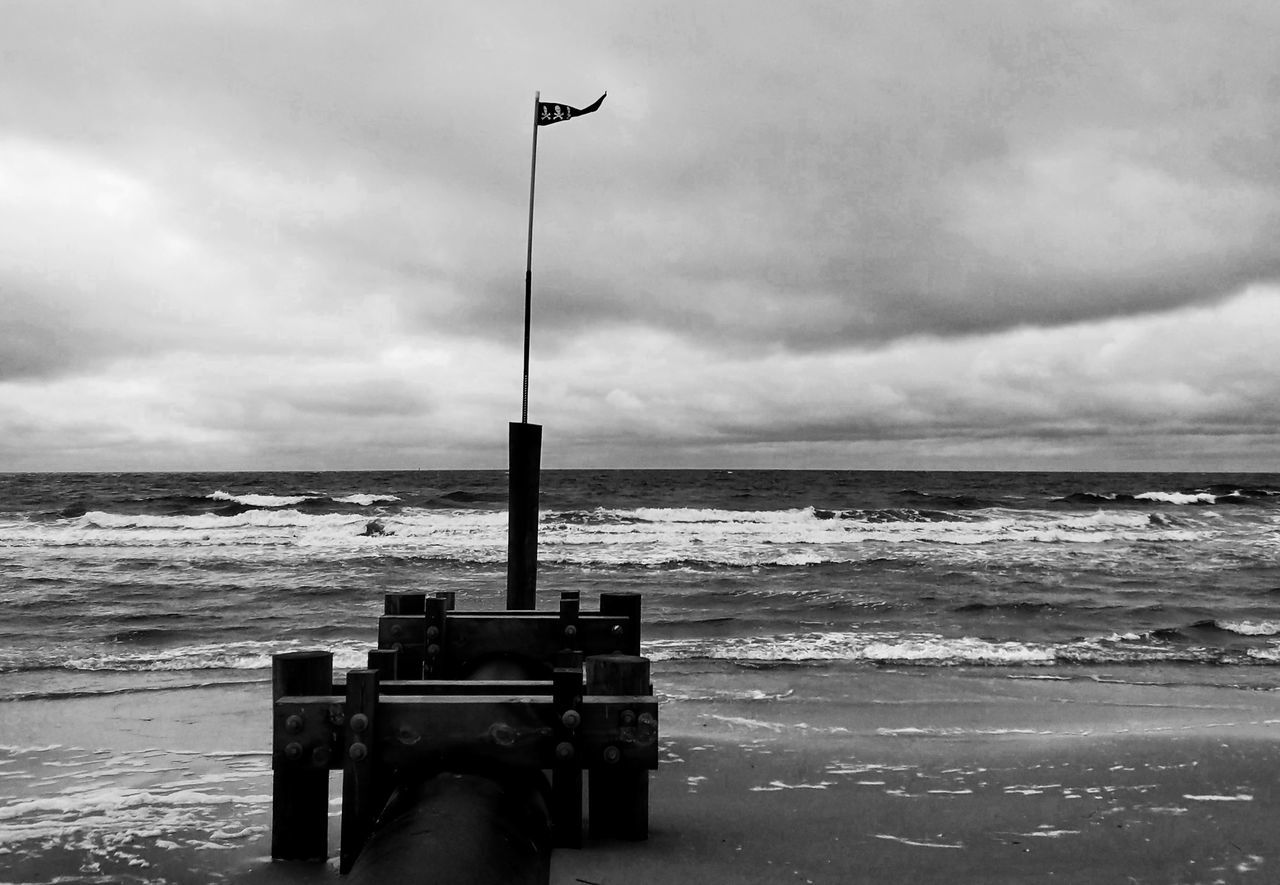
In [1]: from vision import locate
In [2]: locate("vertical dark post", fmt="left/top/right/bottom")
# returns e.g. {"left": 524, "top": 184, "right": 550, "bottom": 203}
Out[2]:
{"left": 552, "top": 658, "right": 584, "bottom": 848}
{"left": 271, "top": 650, "right": 333, "bottom": 862}
{"left": 600, "top": 591, "right": 642, "bottom": 655}
{"left": 385, "top": 593, "right": 426, "bottom": 615}
{"left": 340, "top": 669, "right": 382, "bottom": 873}
{"left": 506, "top": 421, "right": 542, "bottom": 610}
{"left": 523, "top": 91, "right": 540, "bottom": 424}
{"left": 423, "top": 594, "right": 449, "bottom": 678}
{"left": 586, "top": 654, "right": 651, "bottom": 841}
{"left": 559, "top": 590, "right": 580, "bottom": 650}
{"left": 367, "top": 648, "right": 398, "bottom": 680}
{"left": 382, "top": 593, "right": 426, "bottom": 678}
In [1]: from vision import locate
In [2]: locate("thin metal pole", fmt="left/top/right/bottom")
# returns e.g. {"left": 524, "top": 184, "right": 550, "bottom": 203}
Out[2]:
{"left": 522, "top": 91, "right": 539, "bottom": 424}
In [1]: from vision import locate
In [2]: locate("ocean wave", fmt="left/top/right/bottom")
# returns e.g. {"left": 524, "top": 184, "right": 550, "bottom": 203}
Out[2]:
{"left": 643, "top": 627, "right": 1280, "bottom": 668}
{"left": 1057, "top": 486, "right": 1280, "bottom": 508}
{"left": 0, "top": 640, "right": 370, "bottom": 675}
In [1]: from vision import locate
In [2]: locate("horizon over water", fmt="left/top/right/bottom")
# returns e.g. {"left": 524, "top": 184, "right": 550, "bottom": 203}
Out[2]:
{"left": 1, "top": 468, "right": 1278, "bottom": 881}
{"left": 3, "top": 468, "right": 1279, "bottom": 676}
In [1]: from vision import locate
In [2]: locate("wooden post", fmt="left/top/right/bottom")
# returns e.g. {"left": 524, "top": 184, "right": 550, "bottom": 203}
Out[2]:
{"left": 559, "top": 590, "right": 580, "bottom": 652}
{"left": 367, "top": 648, "right": 398, "bottom": 681}
{"left": 423, "top": 594, "right": 449, "bottom": 679}
{"left": 586, "top": 653, "right": 651, "bottom": 840}
{"left": 552, "top": 658, "right": 584, "bottom": 848}
{"left": 340, "top": 668, "right": 382, "bottom": 873}
{"left": 271, "top": 650, "right": 333, "bottom": 862}
{"left": 600, "top": 592, "right": 642, "bottom": 656}
{"left": 385, "top": 592, "right": 426, "bottom": 615}
{"left": 506, "top": 421, "right": 542, "bottom": 610}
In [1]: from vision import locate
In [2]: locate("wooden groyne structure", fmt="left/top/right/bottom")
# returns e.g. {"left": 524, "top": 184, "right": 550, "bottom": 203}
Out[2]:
{"left": 270, "top": 427, "right": 658, "bottom": 877}
{"left": 272, "top": 96, "right": 629, "bottom": 871}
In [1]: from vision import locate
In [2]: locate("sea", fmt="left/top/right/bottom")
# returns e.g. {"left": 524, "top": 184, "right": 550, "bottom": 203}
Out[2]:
{"left": 1, "top": 469, "right": 1279, "bottom": 881}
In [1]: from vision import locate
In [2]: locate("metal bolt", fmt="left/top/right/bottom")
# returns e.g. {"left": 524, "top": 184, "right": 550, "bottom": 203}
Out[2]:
{"left": 561, "top": 710, "right": 581, "bottom": 730}
{"left": 427, "top": 644, "right": 441, "bottom": 657}
{"left": 350, "top": 713, "right": 369, "bottom": 734}
{"left": 390, "top": 624, "right": 403, "bottom": 639}
{"left": 602, "top": 745, "right": 621, "bottom": 765}
{"left": 619, "top": 710, "right": 636, "bottom": 727}
{"left": 285, "top": 714, "right": 303, "bottom": 734}
{"left": 329, "top": 707, "right": 346, "bottom": 727}
{"left": 638, "top": 712, "right": 656, "bottom": 729}
{"left": 311, "top": 745, "right": 331, "bottom": 767}
{"left": 426, "top": 625, "right": 440, "bottom": 640}
{"left": 489, "top": 723, "right": 517, "bottom": 747}
{"left": 611, "top": 624, "right": 623, "bottom": 636}
{"left": 284, "top": 742, "right": 303, "bottom": 760}
{"left": 563, "top": 624, "right": 578, "bottom": 639}
{"left": 555, "top": 741, "right": 575, "bottom": 761}
{"left": 349, "top": 742, "right": 368, "bottom": 761}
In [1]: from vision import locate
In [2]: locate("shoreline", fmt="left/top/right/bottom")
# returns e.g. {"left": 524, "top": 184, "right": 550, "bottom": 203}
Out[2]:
{"left": 1, "top": 666, "right": 1278, "bottom": 883}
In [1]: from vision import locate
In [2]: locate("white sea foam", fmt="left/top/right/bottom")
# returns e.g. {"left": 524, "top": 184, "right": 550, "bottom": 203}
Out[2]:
{"left": 63, "top": 639, "right": 369, "bottom": 672}
{"left": 1218, "top": 619, "right": 1280, "bottom": 636}
{"left": 332, "top": 493, "right": 401, "bottom": 506}
{"left": 208, "top": 490, "right": 317, "bottom": 508}
{"left": 873, "top": 833, "right": 964, "bottom": 849}
{"left": 644, "top": 631, "right": 1055, "bottom": 666}
{"left": 1183, "top": 793, "right": 1253, "bottom": 802}
{"left": 1135, "top": 491, "right": 1216, "bottom": 505}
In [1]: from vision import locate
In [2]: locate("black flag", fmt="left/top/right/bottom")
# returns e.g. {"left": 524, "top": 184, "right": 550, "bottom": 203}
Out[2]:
{"left": 537, "top": 92, "right": 606, "bottom": 126}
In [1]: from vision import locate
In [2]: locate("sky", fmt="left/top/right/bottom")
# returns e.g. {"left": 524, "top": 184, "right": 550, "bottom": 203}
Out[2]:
{"left": 2, "top": 1, "right": 1279, "bottom": 472}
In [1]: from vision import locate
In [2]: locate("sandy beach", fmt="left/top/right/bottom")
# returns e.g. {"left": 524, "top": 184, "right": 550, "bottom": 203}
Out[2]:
{"left": 3, "top": 663, "right": 1278, "bottom": 884}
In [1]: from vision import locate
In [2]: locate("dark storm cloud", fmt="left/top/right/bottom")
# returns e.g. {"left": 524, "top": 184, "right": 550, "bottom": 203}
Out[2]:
{"left": 3, "top": 0, "right": 1280, "bottom": 469}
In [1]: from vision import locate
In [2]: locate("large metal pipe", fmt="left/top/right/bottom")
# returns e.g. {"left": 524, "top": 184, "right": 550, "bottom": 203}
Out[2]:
{"left": 343, "top": 658, "right": 553, "bottom": 884}
{"left": 343, "top": 770, "right": 551, "bottom": 885}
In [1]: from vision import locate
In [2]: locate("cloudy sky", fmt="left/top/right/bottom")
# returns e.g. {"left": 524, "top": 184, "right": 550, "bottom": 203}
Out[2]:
{"left": 3, "top": 1, "right": 1279, "bottom": 471}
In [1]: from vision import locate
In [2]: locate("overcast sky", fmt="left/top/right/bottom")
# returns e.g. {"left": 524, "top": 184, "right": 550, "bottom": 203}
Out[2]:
{"left": 3, "top": 1, "right": 1279, "bottom": 471}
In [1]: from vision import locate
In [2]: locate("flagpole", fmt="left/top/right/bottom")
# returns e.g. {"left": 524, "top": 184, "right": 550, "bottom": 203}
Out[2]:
{"left": 522, "top": 91, "right": 539, "bottom": 424}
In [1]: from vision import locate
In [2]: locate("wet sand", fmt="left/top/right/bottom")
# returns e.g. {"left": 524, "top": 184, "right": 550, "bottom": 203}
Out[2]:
{"left": 2, "top": 666, "right": 1278, "bottom": 884}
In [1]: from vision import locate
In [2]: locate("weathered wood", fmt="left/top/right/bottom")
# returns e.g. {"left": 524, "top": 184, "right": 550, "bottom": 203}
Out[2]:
{"left": 379, "top": 679, "right": 552, "bottom": 696}
{"left": 551, "top": 661, "right": 584, "bottom": 848}
{"left": 384, "top": 592, "right": 426, "bottom": 615}
{"left": 378, "top": 613, "right": 425, "bottom": 679}
{"left": 506, "top": 422, "right": 542, "bottom": 610}
{"left": 438, "top": 613, "right": 630, "bottom": 676}
{"left": 271, "top": 651, "right": 333, "bottom": 861}
{"left": 424, "top": 595, "right": 448, "bottom": 679}
{"left": 341, "top": 669, "right": 383, "bottom": 873}
{"left": 586, "top": 654, "right": 652, "bottom": 840}
{"left": 599, "top": 592, "right": 642, "bottom": 655}
{"left": 558, "top": 591, "right": 580, "bottom": 654}
{"left": 367, "top": 648, "right": 398, "bottom": 680}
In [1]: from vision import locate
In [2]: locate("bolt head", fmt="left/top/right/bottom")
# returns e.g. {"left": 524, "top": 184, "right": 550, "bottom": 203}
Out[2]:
{"left": 426, "top": 625, "right": 440, "bottom": 640}
{"left": 285, "top": 714, "right": 303, "bottom": 734}
{"left": 603, "top": 745, "right": 622, "bottom": 764}
{"left": 564, "top": 624, "right": 578, "bottom": 639}
{"left": 390, "top": 625, "right": 403, "bottom": 639}
{"left": 555, "top": 741, "right": 575, "bottom": 761}
{"left": 311, "top": 745, "right": 331, "bottom": 767}
{"left": 426, "top": 644, "right": 441, "bottom": 657}
{"left": 350, "top": 713, "right": 369, "bottom": 734}
{"left": 561, "top": 709, "right": 581, "bottom": 730}
{"left": 348, "top": 742, "right": 368, "bottom": 761}
{"left": 489, "top": 723, "right": 517, "bottom": 747}
{"left": 620, "top": 710, "right": 636, "bottom": 726}
{"left": 284, "top": 742, "right": 303, "bottom": 760}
